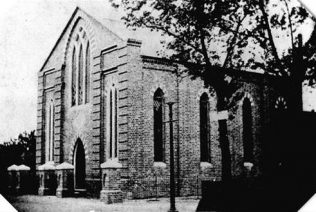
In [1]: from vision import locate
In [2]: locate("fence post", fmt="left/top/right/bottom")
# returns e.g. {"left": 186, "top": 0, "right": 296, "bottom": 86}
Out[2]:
{"left": 100, "top": 160, "right": 123, "bottom": 204}
{"left": 37, "top": 161, "right": 56, "bottom": 195}
{"left": 7, "top": 165, "right": 18, "bottom": 194}
{"left": 16, "top": 164, "right": 31, "bottom": 194}
{"left": 55, "top": 162, "right": 74, "bottom": 198}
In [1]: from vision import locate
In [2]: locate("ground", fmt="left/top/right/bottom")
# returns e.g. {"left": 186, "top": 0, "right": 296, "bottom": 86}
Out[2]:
{"left": 5, "top": 195, "right": 200, "bottom": 212}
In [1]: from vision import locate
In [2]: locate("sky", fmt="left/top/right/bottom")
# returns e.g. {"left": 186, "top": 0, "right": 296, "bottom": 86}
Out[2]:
{"left": 0, "top": 0, "right": 315, "bottom": 142}
{"left": 0, "top": 0, "right": 123, "bottom": 142}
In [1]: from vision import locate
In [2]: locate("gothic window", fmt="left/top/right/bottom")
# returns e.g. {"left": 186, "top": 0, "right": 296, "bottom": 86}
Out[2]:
{"left": 46, "top": 100, "right": 54, "bottom": 162}
{"left": 154, "top": 88, "right": 164, "bottom": 162}
{"left": 107, "top": 84, "right": 118, "bottom": 159}
{"left": 200, "top": 93, "right": 210, "bottom": 162}
{"left": 242, "top": 98, "right": 253, "bottom": 162}
{"left": 78, "top": 45, "right": 83, "bottom": 105}
{"left": 71, "top": 27, "right": 90, "bottom": 106}
{"left": 85, "top": 42, "right": 90, "bottom": 103}
{"left": 275, "top": 96, "right": 287, "bottom": 110}
{"left": 71, "top": 48, "right": 77, "bottom": 106}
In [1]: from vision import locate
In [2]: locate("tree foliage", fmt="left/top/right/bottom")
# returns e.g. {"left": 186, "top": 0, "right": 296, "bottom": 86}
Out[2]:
{"left": 111, "top": 0, "right": 312, "bottom": 107}
{"left": 303, "top": 25, "right": 316, "bottom": 87}
{"left": 0, "top": 131, "right": 36, "bottom": 171}
{"left": 0, "top": 131, "right": 36, "bottom": 193}
{"left": 110, "top": 0, "right": 314, "bottom": 181}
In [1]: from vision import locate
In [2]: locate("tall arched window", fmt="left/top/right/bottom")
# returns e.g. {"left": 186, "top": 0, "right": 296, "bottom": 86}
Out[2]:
{"left": 242, "top": 98, "right": 253, "bottom": 162}
{"left": 107, "top": 85, "right": 118, "bottom": 159}
{"left": 154, "top": 88, "right": 164, "bottom": 162}
{"left": 85, "top": 42, "right": 90, "bottom": 103}
{"left": 200, "top": 93, "right": 210, "bottom": 162}
{"left": 78, "top": 45, "right": 83, "bottom": 105}
{"left": 71, "top": 48, "right": 77, "bottom": 106}
{"left": 45, "top": 100, "right": 54, "bottom": 162}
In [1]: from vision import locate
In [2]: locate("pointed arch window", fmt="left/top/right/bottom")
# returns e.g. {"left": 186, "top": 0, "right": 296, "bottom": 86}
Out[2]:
{"left": 78, "top": 45, "right": 83, "bottom": 105}
{"left": 71, "top": 48, "right": 77, "bottom": 106}
{"left": 85, "top": 42, "right": 90, "bottom": 103}
{"left": 107, "top": 84, "right": 118, "bottom": 159}
{"left": 45, "top": 100, "right": 54, "bottom": 162}
{"left": 200, "top": 93, "right": 210, "bottom": 162}
{"left": 242, "top": 98, "right": 254, "bottom": 162}
{"left": 275, "top": 97, "right": 287, "bottom": 110}
{"left": 154, "top": 88, "right": 164, "bottom": 162}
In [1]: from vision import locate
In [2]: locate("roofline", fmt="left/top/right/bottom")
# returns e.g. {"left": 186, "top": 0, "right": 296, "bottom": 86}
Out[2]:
{"left": 38, "top": 7, "right": 126, "bottom": 74}
{"left": 39, "top": 7, "right": 80, "bottom": 73}
{"left": 140, "top": 54, "right": 280, "bottom": 80}
{"left": 80, "top": 10, "right": 125, "bottom": 43}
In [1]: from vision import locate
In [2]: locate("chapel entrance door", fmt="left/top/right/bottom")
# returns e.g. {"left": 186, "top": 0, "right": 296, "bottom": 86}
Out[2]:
{"left": 74, "top": 138, "right": 86, "bottom": 190}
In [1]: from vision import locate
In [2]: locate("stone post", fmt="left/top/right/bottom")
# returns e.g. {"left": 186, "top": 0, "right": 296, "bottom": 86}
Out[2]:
{"left": 37, "top": 161, "right": 56, "bottom": 195}
{"left": 200, "top": 162, "right": 214, "bottom": 180}
{"left": 16, "top": 165, "right": 31, "bottom": 194}
{"left": 198, "top": 162, "right": 214, "bottom": 197}
{"left": 55, "top": 162, "right": 74, "bottom": 197}
{"left": 100, "top": 160, "right": 123, "bottom": 204}
{"left": 243, "top": 162, "right": 254, "bottom": 178}
{"left": 7, "top": 165, "right": 18, "bottom": 194}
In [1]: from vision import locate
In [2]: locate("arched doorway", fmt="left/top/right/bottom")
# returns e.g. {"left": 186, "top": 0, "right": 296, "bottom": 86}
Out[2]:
{"left": 74, "top": 138, "right": 86, "bottom": 190}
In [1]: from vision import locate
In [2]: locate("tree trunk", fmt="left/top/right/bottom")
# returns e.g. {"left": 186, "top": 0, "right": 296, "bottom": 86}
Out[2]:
{"left": 218, "top": 119, "right": 232, "bottom": 181}
{"left": 289, "top": 34, "right": 304, "bottom": 112}
{"left": 217, "top": 94, "right": 232, "bottom": 182}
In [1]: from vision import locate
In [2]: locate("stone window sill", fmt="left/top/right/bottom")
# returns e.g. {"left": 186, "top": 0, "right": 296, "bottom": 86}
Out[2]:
{"left": 101, "top": 158, "right": 122, "bottom": 169}
{"left": 200, "top": 162, "right": 213, "bottom": 169}
{"left": 153, "top": 162, "right": 167, "bottom": 168}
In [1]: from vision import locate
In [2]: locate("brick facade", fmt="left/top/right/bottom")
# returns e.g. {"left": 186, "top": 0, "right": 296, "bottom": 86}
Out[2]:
{"left": 36, "top": 7, "right": 287, "bottom": 198}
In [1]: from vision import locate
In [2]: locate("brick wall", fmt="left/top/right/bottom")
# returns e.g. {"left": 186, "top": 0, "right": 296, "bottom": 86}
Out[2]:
{"left": 36, "top": 8, "right": 290, "bottom": 199}
{"left": 124, "top": 56, "right": 285, "bottom": 197}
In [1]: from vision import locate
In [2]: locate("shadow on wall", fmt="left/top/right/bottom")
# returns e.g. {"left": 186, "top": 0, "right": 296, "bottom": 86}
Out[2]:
{"left": 197, "top": 111, "right": 316, "bottom": 212}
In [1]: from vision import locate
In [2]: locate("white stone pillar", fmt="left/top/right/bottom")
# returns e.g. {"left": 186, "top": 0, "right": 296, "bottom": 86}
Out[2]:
{"left": 37, "top": 161, "right": 56, "bottom": 195}
{"left": 7, "top": 165, "right": 18, "bottom": 194}
{"left": 55, "top": 162, "right": 74, "bottom": 198}
{"left": 16, "top": 165, "right": 31, "bottom": 194}
{"left": 100, "top": 159, "right": 123, "bottom": 204}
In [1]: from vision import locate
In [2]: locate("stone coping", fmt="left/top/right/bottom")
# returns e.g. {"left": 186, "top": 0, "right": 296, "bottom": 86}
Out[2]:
{"left": 7, "top": 164, "right": 30, "bottom": 171}
{"left": 7, "top": 164, "right": 19, "bottom": 171}
{"left": 243, "top": 162, "right": 254, "bottom": 171}
{"left": 153, "top": 162, "right": 167, "bottom": 168}
{"left": 16, "top": 165, "right": 31, "bottom": 171}
{"left": 243, "top": 162, "right": 254, "bottom": 168}
{"left": 37, "top": 161, "right": 56, "bottom": 171}
{"left": 200, "top": 162, "right": 213, "bottom": 169}
{"left": 100, "top": 159, "right": 122, "bottom": 169}
{"left": 56, "top": 162, "right": 74, "bottom": 170}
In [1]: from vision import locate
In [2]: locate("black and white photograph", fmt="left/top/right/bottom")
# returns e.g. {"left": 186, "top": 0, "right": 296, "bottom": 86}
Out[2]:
{"left": 1, "top": 0, "right": 316, "bottom": 211}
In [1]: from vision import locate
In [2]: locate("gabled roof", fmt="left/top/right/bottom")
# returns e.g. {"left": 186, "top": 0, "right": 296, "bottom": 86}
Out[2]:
{"left": 39, "top": 7, "right": 165, "bottom": 72}
{"left": 96, "top": 18, "right": 167, "bottom": 57}
{"left": 39, "top": 7, "right": 79, "bottom": 73}
{"left": 82, "top": 7, "right": 167, "bottom": 57}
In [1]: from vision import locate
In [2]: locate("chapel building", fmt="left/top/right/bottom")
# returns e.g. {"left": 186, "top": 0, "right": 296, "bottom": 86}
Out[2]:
{"left": 36, "top": 7, "right": 289, "bottom": 199}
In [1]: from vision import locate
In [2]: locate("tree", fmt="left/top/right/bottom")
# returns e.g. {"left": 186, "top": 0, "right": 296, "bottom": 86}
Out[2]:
{"left": 0, "top": 131, "right": 36, "bottom": 168}
{"left": 0, "top": 131, "right": 36, "bottom": 193}
{"left": 303, "top": 24, "right": 316, "bottom": 87}
{"left": 110, "top": 0, "right": 313, "bottom": 180}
